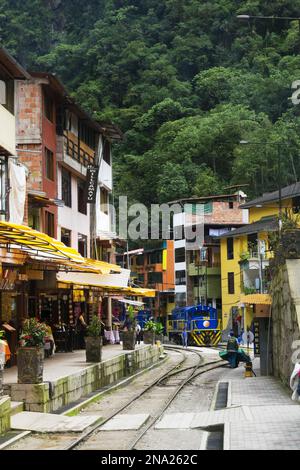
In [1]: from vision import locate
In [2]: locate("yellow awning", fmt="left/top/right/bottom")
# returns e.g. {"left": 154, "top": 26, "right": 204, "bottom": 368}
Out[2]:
{"left": 240, "top": 294, "right": 272, "bottom": 305}
{"left": 0, "top": 221, "right": 120, "bottom": 274}
{"left": 57, "top": 281, "right": 155, "bottom": 297}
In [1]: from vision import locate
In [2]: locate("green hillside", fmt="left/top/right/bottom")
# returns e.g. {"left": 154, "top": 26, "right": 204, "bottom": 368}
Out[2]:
{"left": 2, "top": 0, "right": 300, "bottom": 203}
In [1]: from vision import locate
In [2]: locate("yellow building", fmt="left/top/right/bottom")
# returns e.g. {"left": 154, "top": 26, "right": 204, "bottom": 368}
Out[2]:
{"left": 220, "top": 182, "right": 300, "bottom": 337}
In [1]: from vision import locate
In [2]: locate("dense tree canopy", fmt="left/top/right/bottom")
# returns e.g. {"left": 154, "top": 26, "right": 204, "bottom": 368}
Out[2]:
{"left": 2, "top": 0, "right": 300, "bottom": 204}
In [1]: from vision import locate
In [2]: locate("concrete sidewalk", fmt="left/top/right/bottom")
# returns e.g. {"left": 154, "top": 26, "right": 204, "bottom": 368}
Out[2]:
{"left": 223, "top": 359, "right": 300, "bottom": 450}
{"left": 3, "top": 343, "right": 146, "bottom": 384}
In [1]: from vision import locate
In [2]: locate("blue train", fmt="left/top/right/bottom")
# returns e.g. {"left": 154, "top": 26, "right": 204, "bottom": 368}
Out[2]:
{"left": 167, "top": 304, "right": 221, "bottom": 347}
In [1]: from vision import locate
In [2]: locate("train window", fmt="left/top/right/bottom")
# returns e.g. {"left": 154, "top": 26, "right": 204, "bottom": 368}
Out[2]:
{"left": 228, "top": 272, "right": 235, "bottom": 294}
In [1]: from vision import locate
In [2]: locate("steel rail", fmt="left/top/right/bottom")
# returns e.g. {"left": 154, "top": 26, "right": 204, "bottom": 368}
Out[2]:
{"left": 63, "top": 347, "right": 188, "bottom": 450}
{"left": 128, "top": 348, "right": 225, "bottom": 450}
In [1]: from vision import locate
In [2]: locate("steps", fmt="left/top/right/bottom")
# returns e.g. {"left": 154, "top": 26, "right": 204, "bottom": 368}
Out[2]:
{"left": 10, "top": 401, "right": 24, "bottom": 417}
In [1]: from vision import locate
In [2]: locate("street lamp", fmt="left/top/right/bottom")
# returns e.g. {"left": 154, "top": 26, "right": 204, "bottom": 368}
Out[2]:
{"left": 237, "top": 14, "right": 300, "bottom": 31}
{"left": 237, "top": 14, "right": 300, "bottom": 21}
{"left": 239, "top": 140, "right": 283, "bottom": 232}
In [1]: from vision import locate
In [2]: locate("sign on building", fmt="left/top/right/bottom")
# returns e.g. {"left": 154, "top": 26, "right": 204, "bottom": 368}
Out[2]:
{"left": 253, "top": 320, "right": 260, "bottom": 356}
{"left": 86, "top": 165, "right": 99, "bottom": 203}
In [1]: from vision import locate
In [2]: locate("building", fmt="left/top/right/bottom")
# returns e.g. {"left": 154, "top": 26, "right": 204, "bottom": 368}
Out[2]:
{"left": 0, "top": 48, "right": 29, "bottom": 221}
{"left": 171, "top": 193, "right": 248, "bottom": 320}
{"left": 219, "top": 182, "right": 300, "bottom": 363}
{"left": 118, "top": 240, "right": 175, "bottom": 320}
{"left": 16, "top": 72, "right": 122, "bottom": 258}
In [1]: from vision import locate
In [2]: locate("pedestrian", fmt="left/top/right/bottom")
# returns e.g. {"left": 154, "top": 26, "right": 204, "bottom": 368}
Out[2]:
{"left": 182, "top": 325, "right": 188, "bottom": 348}
{"left": 135, "top": 323, "right": 142, "bottom": 345}
{"left": 226, "top": 331, "right": 239, "bottom": 368}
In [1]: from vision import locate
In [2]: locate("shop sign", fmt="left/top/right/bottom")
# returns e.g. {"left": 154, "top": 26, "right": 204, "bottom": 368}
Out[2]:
{"left": 253, "top": 320, "right": 260, "bottom": 356}
{"left": 86, "top": 165, "right": 99, "bottom": 203}
{"left": 0, "top": 279, "right": 15, "bottom": 290}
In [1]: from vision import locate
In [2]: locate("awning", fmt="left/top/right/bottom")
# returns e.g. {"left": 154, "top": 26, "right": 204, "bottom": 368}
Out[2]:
{"left": 118, "top": 299, "right": 144, "bottom": 307}
{"left": 57, "top": 269, "right": 130, "bottom": 288}
{"left": 0, "top": 221, "right": 120, "bottom": 274}
{"left": 240, "top": 294, "right": 272, "bottom": 305}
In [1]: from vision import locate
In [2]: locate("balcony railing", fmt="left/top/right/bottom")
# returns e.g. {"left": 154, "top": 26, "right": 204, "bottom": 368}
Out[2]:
{"left": 64, "top": 131, "right": 95, "bottom": 167}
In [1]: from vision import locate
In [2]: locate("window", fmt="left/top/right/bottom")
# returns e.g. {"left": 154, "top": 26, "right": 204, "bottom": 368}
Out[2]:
{"left": 78, "top": 233, "right": 88, "bottom": 257}
{"left": 45, "top": 148, "right": 54, "bottom": 181}
{"left": 79, "top": 122, "right": 96, "bottom": 150}
{"left": 103, "top": 139, "right": 111, "bottom": 165}
{"left": 0, "top": 78, "right": 14, "bottom": 114}
{"left": 136, "top": 255, "right": 144, "bottom": 266}
{"left": 100, "top": 187, "right": 108, "bottom": 215}
{"left": 293, "top": 196, "right": 300, "bottom": 214}
{"left": 175, "top": 292, "right": 186, "bottom": 307}
{"left": 45, "top": 211, "right": 54, "bottom": 237}
{"left": 77, "top": 179, "right": 87, "bottom": 215}
{"left": 147, "top": 251, "right": 162, "bottom": 264}
{"left": 62, "top": 168, "right": 72, "bottom": 207}
{"left": 148, "top": 271, "right": 163, "bottom": 285}
{"left": 137, "top": 273, "right": 144, "bottom": 284}
{"left": 247, "top": 233, "right": 258, "bottom": 255}
{"left": 61, "top": 228, "right": 71, "bottom": 247}
{"left": 228, "top": 272, "right": 235, "bottom": 295}
{"left": 175, "top": 270, "right": 186, "bottom": 285}
{"left": 44, "top": 92, "right": 54, "bottom": 122}
{"left": 227, "top": 238, "right": 234, "bottom": 260}
{"left": 229, "top": 201, "right": 234, "bottom": 209}
{"left": 175, "top": 247, "right": 185, "bottom": 263}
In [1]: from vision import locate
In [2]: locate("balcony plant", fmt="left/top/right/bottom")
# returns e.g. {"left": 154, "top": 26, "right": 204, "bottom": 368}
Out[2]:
{"left": 122, "top": 305, "right": 136, "bottom": 350}
{"left": 85, "top": 315, "right": 102, "bottom": 363}
{"left": 143, "top": 320, "right": 156, "bottom": 345}
{"left": 18, "top": 318, "right": 48, "bottom": 384}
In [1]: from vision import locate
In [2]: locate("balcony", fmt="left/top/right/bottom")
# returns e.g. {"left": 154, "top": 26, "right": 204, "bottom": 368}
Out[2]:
{"left": 0, "top": 105, "right": 15, "bottom": 155}
{"left": 63, "top": 131, "right": 95, "bottom": 168}
{"left": 239, "top": 250, "right": 270, "bottom": 271}
{"left": 241, "top": 268, "right": 270, "bottom": 295}
{"left": 188, "top": 262, "right": 221, "bottom": 277}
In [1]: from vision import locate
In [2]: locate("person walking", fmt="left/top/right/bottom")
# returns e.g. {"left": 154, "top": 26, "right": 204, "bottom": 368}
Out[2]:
{"left": 135, "top": 323, "right": 142, "bottom": 345}
{"left": 226, "top": 331, "right": 239, "bottom": 368}
{"left": 182, "top": 325, "right": 188, "bottom": 348}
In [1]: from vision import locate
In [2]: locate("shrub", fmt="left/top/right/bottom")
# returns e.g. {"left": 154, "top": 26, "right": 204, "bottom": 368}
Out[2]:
{"left": 86, "top": 316, "right": 102, "bottom": 337}
{"left": 19, "top": 318, "right": 48, "bottom": 347}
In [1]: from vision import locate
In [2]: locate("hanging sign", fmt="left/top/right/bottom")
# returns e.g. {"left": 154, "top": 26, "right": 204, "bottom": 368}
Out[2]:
{"left": 86, "top": 165, "right": 99, "bottom": 203}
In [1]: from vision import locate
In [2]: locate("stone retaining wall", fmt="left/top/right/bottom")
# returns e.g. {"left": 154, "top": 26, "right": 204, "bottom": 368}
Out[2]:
{"left": 4, "top": 345, "right": 163, "bottom": 413}
{"left": 0, "top": 396, "right": 11, "bottom": 434}
{"left": 271, "top": 259, "right": 300, "bottom": 385}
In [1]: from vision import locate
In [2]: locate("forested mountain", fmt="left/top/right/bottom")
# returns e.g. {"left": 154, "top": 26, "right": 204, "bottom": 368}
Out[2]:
{"left": 2, "top": 0, "right": 300, "bottom": 204}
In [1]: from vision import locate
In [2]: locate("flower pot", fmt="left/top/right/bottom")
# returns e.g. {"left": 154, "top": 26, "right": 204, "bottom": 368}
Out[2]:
{"left": 85, "top": 337, "right": 102, "bottom": 362}
{"left": 17, "top": 347, "right": 44, "bottom": 384}
{"left": 122, "top": 331, "right": 136, "bottom": 350}
{"left": 143, "top": 330, "right": 155, "bottom": 345}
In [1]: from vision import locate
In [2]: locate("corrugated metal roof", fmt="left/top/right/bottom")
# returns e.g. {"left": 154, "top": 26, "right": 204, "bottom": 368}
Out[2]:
{"left": 218, "top": 217, "right": 278, "bottom": 238}
{"left": 240, "top": 182, "right": 300, "bottom": 209}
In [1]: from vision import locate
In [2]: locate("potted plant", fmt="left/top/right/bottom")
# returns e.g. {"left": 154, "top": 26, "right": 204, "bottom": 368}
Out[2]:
{"left": 122, "top": 306, "right": 136, "bottom": 350}
{"left": 17, "top": 318, "right": 48, "bottom": 384}
{"left": 143, "top": 320, "right": 156, "bottom": 345}
{"left": 154, "top": 322, "right": 164, "bottom": 344}
{"left": 85, "top": 315, "right": 102, "bottom": 363}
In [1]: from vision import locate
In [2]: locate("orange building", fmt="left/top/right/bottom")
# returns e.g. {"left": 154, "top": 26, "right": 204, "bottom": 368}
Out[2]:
{"left": 119, "top": 240, "right": 175, "bottom": 321}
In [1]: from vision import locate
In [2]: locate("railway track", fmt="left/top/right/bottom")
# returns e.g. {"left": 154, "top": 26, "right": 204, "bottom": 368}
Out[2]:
{"left": 65, "top": 346, "right": 226, "bottom": 451}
